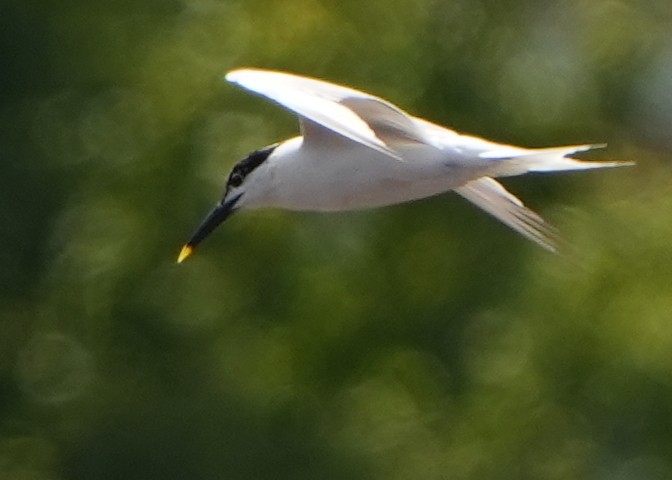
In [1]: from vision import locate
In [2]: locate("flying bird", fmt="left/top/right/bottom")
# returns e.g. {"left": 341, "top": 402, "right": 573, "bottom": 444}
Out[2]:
{"left": 177, "top": 69, "right": 631, "bottom": 263}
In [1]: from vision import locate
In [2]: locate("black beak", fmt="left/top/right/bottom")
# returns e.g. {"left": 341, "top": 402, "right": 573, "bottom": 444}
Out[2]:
{"left": 177, "top": 194, "right": 241, "bottom": 263}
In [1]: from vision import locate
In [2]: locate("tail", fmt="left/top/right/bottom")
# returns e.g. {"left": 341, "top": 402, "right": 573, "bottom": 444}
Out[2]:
{"left": 484, "top": 144, "right": 635, "bottom": 176}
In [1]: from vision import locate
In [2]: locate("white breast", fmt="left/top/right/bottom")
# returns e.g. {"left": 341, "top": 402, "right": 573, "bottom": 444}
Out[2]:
{"left": 258, "top": 137, "right": 492, "bottom": 212}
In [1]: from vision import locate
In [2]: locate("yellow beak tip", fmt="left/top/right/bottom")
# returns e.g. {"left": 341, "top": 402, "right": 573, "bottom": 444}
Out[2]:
{"left": 177, "top": 245, "right": 193, "bottom": 264}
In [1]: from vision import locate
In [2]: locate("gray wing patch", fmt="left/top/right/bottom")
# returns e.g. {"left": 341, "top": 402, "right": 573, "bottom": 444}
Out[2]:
{"left": 339, "top": 97, "right": 428, "bottom": 145}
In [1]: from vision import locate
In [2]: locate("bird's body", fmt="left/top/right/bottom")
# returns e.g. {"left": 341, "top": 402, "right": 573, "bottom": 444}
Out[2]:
{"left": 246, "top": 135, "right": 491, "bottom": 212}
{"left": 177, "top": 68, "right": 632, "bottom": 262}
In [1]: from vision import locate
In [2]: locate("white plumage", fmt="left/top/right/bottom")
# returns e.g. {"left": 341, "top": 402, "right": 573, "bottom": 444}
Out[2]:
{"left": 177, "top": 68, "right": 632, "bottom": 262}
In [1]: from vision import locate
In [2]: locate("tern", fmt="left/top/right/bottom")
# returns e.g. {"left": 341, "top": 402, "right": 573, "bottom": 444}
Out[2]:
{"left": 177, "top": 68, "right": 631, "bottom": 263}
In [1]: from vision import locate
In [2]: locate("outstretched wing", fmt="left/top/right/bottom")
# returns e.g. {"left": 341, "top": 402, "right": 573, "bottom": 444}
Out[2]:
{"left": 455, "top": 177, "right": 560, "bottom": 253}
{"left": 226, "top": 69, "right": 430, "bottom": 160}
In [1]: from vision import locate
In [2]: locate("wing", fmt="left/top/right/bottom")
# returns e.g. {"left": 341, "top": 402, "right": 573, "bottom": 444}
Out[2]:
{"left": 412, "top": 117, "right": 528, "bottom": 158}
{"left": 226, "top": 69, "right": 430, "bottom": 160}
{"left": 454, "top": 177, "right": 559, "bottom": 253}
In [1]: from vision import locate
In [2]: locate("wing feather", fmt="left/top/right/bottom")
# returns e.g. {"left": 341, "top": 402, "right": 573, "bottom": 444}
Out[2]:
{"left": 455, "top": 177, "right": 559, "bottom": 253}
{"left": 226, "top": 69, "right": 429, "bottom": 159}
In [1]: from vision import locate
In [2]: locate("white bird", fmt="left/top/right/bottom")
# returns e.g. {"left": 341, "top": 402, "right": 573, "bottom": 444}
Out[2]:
{"left": 177, "top": 68, "right": 632, "bottom": 262}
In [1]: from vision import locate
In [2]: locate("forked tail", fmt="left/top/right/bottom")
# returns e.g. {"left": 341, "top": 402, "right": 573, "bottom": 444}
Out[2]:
{"left": 485, "top": 144, "right": 634, "bottom": 177}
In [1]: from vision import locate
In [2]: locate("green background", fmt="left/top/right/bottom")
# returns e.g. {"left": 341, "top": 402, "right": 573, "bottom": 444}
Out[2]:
{"left": 2, "top": 0, "right": 672, "bottom": 478}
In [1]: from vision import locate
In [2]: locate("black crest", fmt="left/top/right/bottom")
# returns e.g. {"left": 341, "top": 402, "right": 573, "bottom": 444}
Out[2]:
{"left": 227, "top": 143, "right": 277, "bottom": 188}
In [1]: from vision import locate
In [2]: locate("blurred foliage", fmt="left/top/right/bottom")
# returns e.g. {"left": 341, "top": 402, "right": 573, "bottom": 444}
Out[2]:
{"left": 1, "top": 0, "right": 672, "bottom": 478}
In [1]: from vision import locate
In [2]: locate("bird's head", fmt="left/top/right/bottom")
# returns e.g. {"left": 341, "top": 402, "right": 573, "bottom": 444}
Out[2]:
{"left": 177, "top": 143, "right": 278, "bottom": 263}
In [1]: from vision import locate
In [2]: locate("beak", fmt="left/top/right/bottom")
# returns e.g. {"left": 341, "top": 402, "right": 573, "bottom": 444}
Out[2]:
{"left": 177, "top": 194, "right": 241, "bottom": 263}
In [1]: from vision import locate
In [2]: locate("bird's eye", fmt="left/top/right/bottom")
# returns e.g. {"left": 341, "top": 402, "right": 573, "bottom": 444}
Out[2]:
{"left": 229, "top": 173, "right": 243, "bottom": 187}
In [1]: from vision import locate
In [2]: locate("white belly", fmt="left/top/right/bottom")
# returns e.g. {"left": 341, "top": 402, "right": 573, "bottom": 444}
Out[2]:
{"left": 265, "top": 139, "right": 491, "bottom": 211}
